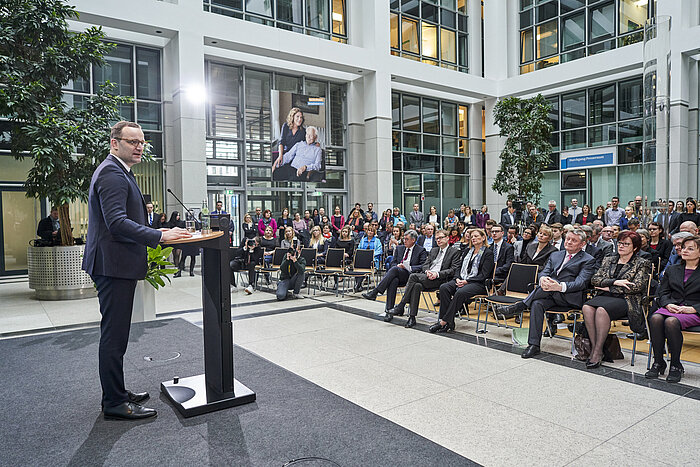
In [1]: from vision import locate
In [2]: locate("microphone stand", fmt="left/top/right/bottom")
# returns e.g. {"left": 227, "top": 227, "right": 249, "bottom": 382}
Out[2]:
{"left": 167, "top": 188, "right": 196, "bottom": 218}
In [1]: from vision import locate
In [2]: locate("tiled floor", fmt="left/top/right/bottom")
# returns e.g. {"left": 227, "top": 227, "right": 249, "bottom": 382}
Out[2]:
{"left": 2, "top": 274, "right": 700, "bottom": 465}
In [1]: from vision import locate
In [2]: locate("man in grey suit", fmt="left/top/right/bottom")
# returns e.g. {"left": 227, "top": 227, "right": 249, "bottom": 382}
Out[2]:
{"left": 591, "top": 224, "right": 613, "bottom": 256}
{"left": 496, "top": 229, "right": 596, "bottom": 358}
{"left": 409, "top": 203, "right": 424, "bottom": 227}
{"left": 386, "top": 229, "right": 461, "bottom": 328}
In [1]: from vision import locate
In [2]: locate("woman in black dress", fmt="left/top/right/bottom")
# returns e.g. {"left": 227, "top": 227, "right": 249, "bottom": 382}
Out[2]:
{"left": 670, "top": 199, "right": 700, "bottom": 234}
{"left": 277, "top": 207, "right": 292, "bottom": 238}
{"left": 582, "top": 231, "right": 651, "bottom": 368}
{"left": 241, "top": 213, "right": 257, "bottom": 243}
{"left": 648, "top": 222, "right": 672, "bottom": 271}
{"left": 272, "top": 107, "right": 305, "bottom": 171}
{"left": 521, "top": 225, "right": 557, "bottom": 267}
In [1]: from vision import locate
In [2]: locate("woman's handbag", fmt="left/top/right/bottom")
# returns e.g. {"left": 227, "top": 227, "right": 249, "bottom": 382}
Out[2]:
{"left": 574, "top": 334, "right": 591, "bottom": 361}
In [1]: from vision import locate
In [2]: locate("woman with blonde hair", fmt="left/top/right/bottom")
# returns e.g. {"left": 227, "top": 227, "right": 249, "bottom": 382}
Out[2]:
{"left": 280, "top": 226, "right": 297, "bottom": 249}
{"left": 309, "top": 225, "right": 327, "bottom": 263}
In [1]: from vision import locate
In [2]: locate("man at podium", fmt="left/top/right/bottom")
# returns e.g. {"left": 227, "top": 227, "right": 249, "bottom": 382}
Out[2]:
{"left": 82, "top": 121, "right": 191, "bottom": 420}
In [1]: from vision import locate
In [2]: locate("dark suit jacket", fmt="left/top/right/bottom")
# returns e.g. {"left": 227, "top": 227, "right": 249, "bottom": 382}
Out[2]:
{"left": 651, "top": 238, "right": 672, "bottom": 270}
{"left": 575, "top": 213, "right": 596, "bottom": 225}
{"left": 416, "top": 235, "right": 436, "bottom": 251}
{"left": 390, "top": 244, "right": 427, "bottom": 273}
{"left": 37, "top": 216, "right": 57, "bottom": 242}
{"left": 535, "top": 249, "right": 597, "bottom": 307}
{"left": 500, "top": 211, "right": 517, "bottom": 228}
{"left": 560, "top": 214, "right": 573, "bottom": 225}
{"left": 82, "top": 154, "right": 162, "bottom": 280}
{"left": 146, "top": 212, "right": 161, "bottom": 229}
{"left": 542, "top": 208, "right": 560, "bottom": 225}
{"left": 491, "top": 241, "right": 514, "bottom": 281}
{"left": 657, "top": 263, "right": 700, "bottom": 314}
{"left": 454, "top": 247, "right": 495, "bottom": 284}
{"left": 523, "top": 242, "right": 557, "bottom": 268}
{"left": 420, "top": 246, "right": 462, "bottom": 281}
{"left": 584, "top": 243, "right": 605, "bottom": 269}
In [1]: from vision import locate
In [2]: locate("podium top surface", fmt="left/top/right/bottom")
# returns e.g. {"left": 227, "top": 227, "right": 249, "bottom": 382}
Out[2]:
{"left": 162, "top": 230, "right": 224, "bottom": 245}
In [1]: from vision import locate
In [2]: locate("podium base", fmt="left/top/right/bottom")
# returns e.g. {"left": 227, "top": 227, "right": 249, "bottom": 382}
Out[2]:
{"left": 161, "top": 374, "right": 256, "bottom": 418}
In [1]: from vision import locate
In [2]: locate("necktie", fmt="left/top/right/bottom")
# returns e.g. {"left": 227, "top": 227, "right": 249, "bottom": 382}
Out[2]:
{"left": 403, "top": 248, "right": 410, "bottom": 261}
{"left": 149, "top": 213, "right": 153, "bottom": 225}
{"left": 494, "top": 243, "right": 499, "bottom": 262}
{"left": 558, "top": 254, "right": 573, "bottom": 275}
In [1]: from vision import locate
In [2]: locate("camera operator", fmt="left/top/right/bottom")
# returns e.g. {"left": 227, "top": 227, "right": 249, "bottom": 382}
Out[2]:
{"left": 276, "top": 241, "right": 306, "bottom": 301}
{"left": 230, "top": 237, "right": 262, "bottom": 294}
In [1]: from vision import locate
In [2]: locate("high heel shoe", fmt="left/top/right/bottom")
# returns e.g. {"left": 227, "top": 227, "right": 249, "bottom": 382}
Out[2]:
{"left": 586, "top": 360, "right": 601, "bottom": 369}
{"left": 666, "top": 365, "right": 684, "bottom": 383}
{"left": 644, "top": 361, "right": 667, "bottom": 379}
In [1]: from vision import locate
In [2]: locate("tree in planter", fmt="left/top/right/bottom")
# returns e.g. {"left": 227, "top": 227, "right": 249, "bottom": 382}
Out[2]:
{"left": 0, "top": 0, "right": 131, "bottom": 246}
{"left": 491, "top": 94, "right": 553, "bottom": 205}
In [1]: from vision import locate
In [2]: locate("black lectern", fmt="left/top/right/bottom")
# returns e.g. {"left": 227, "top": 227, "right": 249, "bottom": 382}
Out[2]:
{"left": 161, "top": 227, "right": 255, "bottom": 417}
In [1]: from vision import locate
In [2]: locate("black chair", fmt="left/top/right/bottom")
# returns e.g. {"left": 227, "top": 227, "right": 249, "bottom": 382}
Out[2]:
{"left": 258, "top": 248, "right": 286, "bottom": 288}
{"left": 459, "top": 264, "right": 497, "bottom": 323}
{"left": 300, "top": 248, "right": 318, "bottom": 295}
{"left": 343, "top": 249, "right": 376, "bottom": 292}
{"left": 479, "top": 263, "right": 539, "bottom": 333}
{"left": 315, "top": 248, "right": 346, "bottom": 296}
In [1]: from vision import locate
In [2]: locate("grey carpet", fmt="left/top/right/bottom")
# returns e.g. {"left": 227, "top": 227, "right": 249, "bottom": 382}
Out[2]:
{"left": 0, "top": 318, "right": 477, "bottom": 466}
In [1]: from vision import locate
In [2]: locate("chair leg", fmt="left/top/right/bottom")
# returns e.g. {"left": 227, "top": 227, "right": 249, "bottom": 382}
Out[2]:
{"left": 631, "top": 333, "right": 637, "bottom": 367}
{"left": 647, "top": 341, "right": 652, "bottom": 370}
{"left": 570, "top": 314, "right": 577, "bottom": 357}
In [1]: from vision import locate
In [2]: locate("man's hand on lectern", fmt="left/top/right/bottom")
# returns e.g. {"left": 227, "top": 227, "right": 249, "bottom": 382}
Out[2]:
{"left": 161, "top": 227, "right": 192, "bottom": 242}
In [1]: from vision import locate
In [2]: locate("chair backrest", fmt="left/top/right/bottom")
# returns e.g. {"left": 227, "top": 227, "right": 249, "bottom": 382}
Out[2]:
{"left": 325, "top": 248, "right": 345, "bottom": 270}
{"left": 352, "top": 249, "right": 374, "bottom": 271}
{"left": 271, "top": 248, "right": 286, "bottom": 266}
{"left": 504, "top": 263, "right": 539, "bottom": 297}
{"left": 300, "top": 248, "right": 316, "bottom": 270}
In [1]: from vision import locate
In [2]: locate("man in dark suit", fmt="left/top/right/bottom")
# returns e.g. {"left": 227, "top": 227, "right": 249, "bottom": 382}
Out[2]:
{"left": 386, "top": 229, "right": 461, "bottom": 328}
{"left": 500, "top": 200, "right": 512, "bottom": 217}
{"left": 581, "top": 225, "right": 605, "bottom": 268}
{"left": 362, "top": 229, "right": 427, "bottom": 313}
{"left": 145, "top": 202, "right": 161, "bottom": 229}
{"left": 525, "top": 205, "right": 544, "bottom": 229}
{"left": 416, "top": 223, "right": 436, "bottom": 252}
{"left": 82, "top": 121, "right": 191, "bottom": 420}
{"left": 37, "top": 206, "right": 60, "bottom": 244}
{"left": 500, "top": 205, "right": 517, "bottom": 229}
{"left": 542, "top": 200, "right": 561, "bottom": 225}
{"left": 490, "top": 224, "right": 514, "bottom": 283}
{"left": 496, "top": 229, "right": 596, "bottom": 358}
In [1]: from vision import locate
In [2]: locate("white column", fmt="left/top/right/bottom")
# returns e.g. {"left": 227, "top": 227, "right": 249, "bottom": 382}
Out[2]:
{"left": 467, "top": 0, "right": 482, "bottom": 77}
{"left": 484, "top": 98, "right": 507, "bottom": 214}
{"left": 468, "top": 104, "right": 484, "bottom": 207}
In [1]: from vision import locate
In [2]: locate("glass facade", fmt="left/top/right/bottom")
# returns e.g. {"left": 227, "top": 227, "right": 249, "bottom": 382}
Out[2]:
{"left": 203, "top": 0, "right": 348, "bottom": 42}
{"left": 205, "top": 61, "right": 347, "bottom": 224}
{"left": 390, "top": 0, "right": 468, "bottom": 73}
{"left": 519, "top": 0, "right": 651, "bottom": 74}
{"left": 540, "top": 76, "right": 655, "bottom": 209}
{"left": 392, "top": 91, "right": 469, "bottom": 217}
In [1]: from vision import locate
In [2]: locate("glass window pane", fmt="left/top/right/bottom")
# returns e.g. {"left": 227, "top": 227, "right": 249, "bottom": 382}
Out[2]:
{"left": 246, "top": 0, "right": 272, "bottom": 16}
{"left": 406, "top": 154, "right": 439, "bottom": 171}
{"left": 458, "top": 33, "right": 468, "bottom": 68}
{"left": 136, "top": 48, "right": 160, "bottom": 101}
{"left": 440, "top": 28, "right": 456, "bottom": 63}
{"left": 332, "top": 0, "right": 346, "bottom": 35}
{"left": 547, "top": 96, "right": 559, "bottom": 131}
{"left": 401, "top": 17, "right": 420, "bottom": 54}
{"left": 244, "top": 69, "right": 271, "bottom": 140}
{"left": 62, "top": 93, "right": 89, "bottom": 111}
{"left": 442, "top": 8, "right": 456, "bottom": 28}
{"left": 404, "top": 173, "right": 422, "bottom": 191}
{"left": 619, "top": 143, "right": 642, "bottom": 164}
{"left": 94, "top": 44, "right": 133, "bottom": 96}
{"left": 116, "top": 103, "right": 134, "bottom": 124}
{"left": 423, "top": 99, "right": 439, "bottom": 134}
{"left": 277, "top": 0, "right": 303, "bottom": 24}
{"left": 589, "top": 84, "right": 615, "bottom": 125}
{"left": 441, "top": 102, "right": 457, "bottom": 136}
{"left": 422, "top": 22, "right": 438, "bottom": 58}
{"left": 561, "top": 170, "right": 586, "bottom": 189}
{"left": 562, "top": 91, "right": 586, "bottom": 129}
{"left": 457, "top": 0, "right": 467, "bottom": 14}
{"left": 562, "top": 128, "right": 586, "bottom": 149}
{"left": 392, "top": 93, "right": 401, "bottom": 128}
{"left": 619, "top": 0, "right": 647, "bottom": 34}
{"left": 393, "top": 132, "right": 401, "bottom": 151}
{"left": 403, "top": 132, "right": 420, "bottom": 152}
{"left": 305, "top": 79, "right": 327, "bottom": 98}
{"left": 442, "top": 156, "right": 467, "bottom": 174}
{"left": 536, "top": 20, "right": 558, "bottom": 58}
{"left": 390, "top": 13, "right": 400, "bottom": 49}
{"left": 520, "top": 9, "right": 533, "bottom": 29}
{"left": 442, "top": 174, "right": 468, "bottom": 212}
{"left": 423, "top": 135, "right": 440, "bottom": 154}
{"left": 618, "top": 119, "right": 643, "bottom": 143}
{"left": 562, "top": 12, "right": 585, "bottom": 51}
{"left": 441, "top": 0, "right": 456, "bottom": 9}
{"left": 63, "top": 76, "right": 89, "bottom": 93}
{"left": 618, "top": 164, "right": 642, "bottom": 203}
{"left": 618, "top": 78, "right": 643, "bottom": 120}
{"left": 329, "top": 83, "right": 344, "bottom": 146}
{"left": 550, "top": 131, "right": 560, "bottom": 151}
{"left": 402, "top": 0, "right": 420, "bottom": 17}
{"left": 208, "top": 63, "right": 240, "bottom": 138}
{"left": 589, "top": 166, "right": 617, "bottom": 208}
{"left": 403, "top": 95, "right": 420, "bottom": 131}
{"left": 215, "top": 140, "right": 240, "bottom": 159}
{"left": 443, "top": 137, "right": 458, "bottom": 156}
{"left": 325, "top": 148, "right": 344, "bottom": 166}
{"left": 589, "top": 1, "right": 615, "bottom": 43}
{"left": 536, "top": 1, "right": 557, "bottom": 23}
{"left": 540, "top": 171, "right": 559, "bottom": 205}
{"left": 307, "top": 0, "right": 330, "bottom": 31}
{"left": 274, "top": 74, "right": 301, "bottom": 92}
{"left": 521, "top": 29, "right": 534, "bottom": 63}
{"left": 458, "top": 105, "right": 468, "bottom": 137}
{"left": 560, "top": 0, "right": 585, "bottom": 13}
{"left": 137, "top": 102, "right": 161, "bottom": 130}
{"left": 422, "top": 2, "right": 439, "bottom": 22}
{"left": 588, "top": 124, "right": 616, "bottom": 147}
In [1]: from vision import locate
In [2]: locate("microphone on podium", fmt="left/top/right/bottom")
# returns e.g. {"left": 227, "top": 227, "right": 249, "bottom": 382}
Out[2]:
{"left": 166, "top": 188, "right": 196, "bottom": 218}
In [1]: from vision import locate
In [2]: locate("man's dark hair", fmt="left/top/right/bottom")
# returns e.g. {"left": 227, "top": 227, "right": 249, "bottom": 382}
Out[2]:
{"left": 612, "top": 196, "right": 619, "bottom": 201}
{"left": 110, "top": 121, "right": 141, "bottom": 139}
{"left": 628, "top": 218, "right": 640, "bottom": 227}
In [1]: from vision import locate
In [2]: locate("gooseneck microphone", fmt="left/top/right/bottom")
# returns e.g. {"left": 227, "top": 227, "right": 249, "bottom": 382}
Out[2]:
{"left": 167, "top": 188, "right": 196, "bottom": 217}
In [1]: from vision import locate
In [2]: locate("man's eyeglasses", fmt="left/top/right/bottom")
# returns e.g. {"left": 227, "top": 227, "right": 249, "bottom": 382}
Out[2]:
{"left": 435, "top": 235, "right": 447, "bottom": 240}
{"left": 618, "top": 242, "right": 633, "bottom": 247}
{"left": 115, "top": 137, "right": 146, "bottom": 147}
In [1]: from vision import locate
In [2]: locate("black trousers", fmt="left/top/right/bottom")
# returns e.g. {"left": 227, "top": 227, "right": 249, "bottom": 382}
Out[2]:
{"left": 93, "top": 275, "right": 137, "bottom": 408}
{"left": 438, "top": 280, "right": 486, "bottom": 327}
{"left": 524, "top": 288, "right": 575, "bottom": 346}
{"left": 397, "top": 272, "right": 443, "bottom": 317}
{"left": 373, "top": 266, "right": 411, "bottom": 310}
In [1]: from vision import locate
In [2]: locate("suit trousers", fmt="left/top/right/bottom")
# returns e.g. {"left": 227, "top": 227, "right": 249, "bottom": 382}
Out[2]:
{"left": 525, "top": 287, "right": 572, "bottom": 346}
{"left": 398, "top": 273, "right": 443, "bottom": 317}
{"left": 438, "top": 280, "right": 487, "bottom": 328}
{"left": 93, "top": 275, "right": 137, "bottom": 408}
{"left": 374, "top": 266, "right": 411, "bottom": 310}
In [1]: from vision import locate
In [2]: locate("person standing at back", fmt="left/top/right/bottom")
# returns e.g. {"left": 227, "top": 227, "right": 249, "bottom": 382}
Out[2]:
{"left": 82, "top": 121, "right": 191, "bottom": 420}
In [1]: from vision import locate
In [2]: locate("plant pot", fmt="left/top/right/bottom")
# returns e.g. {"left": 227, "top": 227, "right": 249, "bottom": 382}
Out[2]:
{"left": 27, "top": 245, "right": 96, "bottom": 300}
{"left": 132, "top": 280, "right": 156, "bottom": 322}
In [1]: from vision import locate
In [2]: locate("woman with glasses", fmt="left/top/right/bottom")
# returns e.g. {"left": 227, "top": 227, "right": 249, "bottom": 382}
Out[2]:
{"left": 582, "top": 231, "right": 651, "bottom": 369}
{"left": 646, "top": 235, "right": 700, "bottom": 383}
{"left": 513, "top": 227, "right": 534, "bottom": 262}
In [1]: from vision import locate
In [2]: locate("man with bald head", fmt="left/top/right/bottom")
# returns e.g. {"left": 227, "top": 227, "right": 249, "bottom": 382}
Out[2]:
{"left": 680, "top": 220, "right": 699, "bottom": 235}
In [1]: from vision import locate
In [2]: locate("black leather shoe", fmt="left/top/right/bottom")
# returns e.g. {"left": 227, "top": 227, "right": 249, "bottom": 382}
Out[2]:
{"left": 495, "top": 304, "right": 516, "bottom": 319}
{"left": 514, "top": 315, "right": 522, "bottom": 325}
{"left": 383, "top": 312, "right": 393, "bottom": 323}
{"left": 645, "top": 361, "right": 667, "bottom": 378}
{"left": 189, "top": 271, "right": 195, "bottom": 277}
{"left": 543, "top": 325, "right": 557, "bottom": 337}
{"left": 362, "top": 291, "right": 377, "bottom": 301}
{"left": 552, "top": 313, "right": 565, "bottom": 324}
{"left": 405, "top": 316, "right": 416, "bottom": 328}
{"left": 103, "top": 401, "right": 157, "bottom": 420}
{"left": 666, "top": 365, "right": 684, "bottom": 383}
{"left": 435, "top": 323, "right": 452, "bottom": 333}
{"left": 626, "top": 331, "right": 648, "bottom": 340}
{"left": 173, "top": 271, "right": 182, "bottom": 278}
{"left": 428, "top": 322, "right": 442, "bottom": 333}
{"left": 354, "top": 284, "right": 364, "bottom": 293}
{"left": 521, "top": 345, "right": 540, "bottom": 359}
{"left": 387, "top": 306, "right": 405, "bottom": 317}
{"left": 586, "top": 360, "right": 601, "bottom": 369}
{"left": 127, "top": 390, "right": 150, "bottom": 404}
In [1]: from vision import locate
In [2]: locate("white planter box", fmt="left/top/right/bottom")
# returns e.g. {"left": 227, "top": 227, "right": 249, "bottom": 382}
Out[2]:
{"left": 132, "top": 280, "right": 156, "bottom": 322}
{"left": 27, "top": 245, "right": 96, "bottom": 300}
